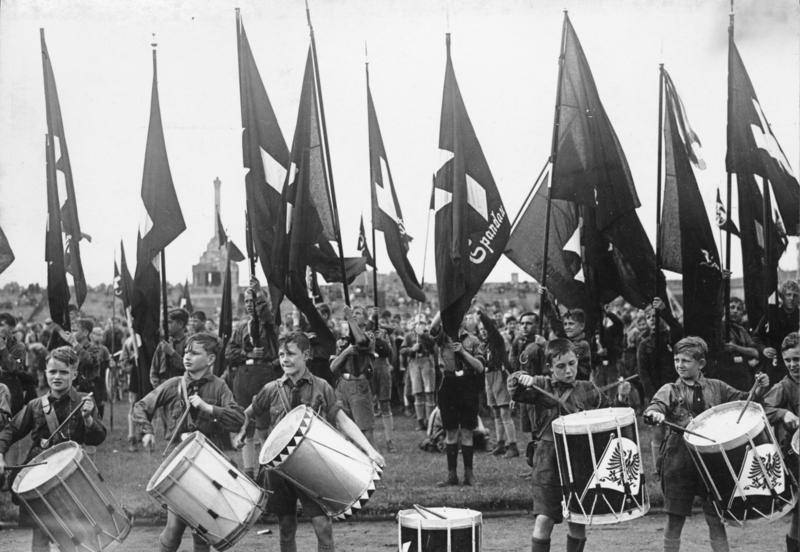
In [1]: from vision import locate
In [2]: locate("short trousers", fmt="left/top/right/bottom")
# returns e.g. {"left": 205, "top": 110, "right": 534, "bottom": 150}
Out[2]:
{"left": 484, "top": 370, "right": 510, "bottom": 407}
{"left": 660, "top": 433, "right": 713, "bottom": 517}
{"left": 531, "top": 440, "right": 564, "bottom": 523}
{"left": 371, "top": 362, "right": 393, "bottom": 402}
{"left": 438, "top": 374, "right": 479, "bottom": 430}
{"left": 265, "top": 470, "right": 326, "bottom": 518}
{"left": 408, "top": 357, "right": 436, "bottom": 395}
{"left": 336, "top": 376, "right": 374, "bottom": 431}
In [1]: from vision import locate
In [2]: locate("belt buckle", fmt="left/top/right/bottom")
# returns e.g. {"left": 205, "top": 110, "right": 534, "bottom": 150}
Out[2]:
{"left": 455, "top": 370, "right": 464, "bottom": 377}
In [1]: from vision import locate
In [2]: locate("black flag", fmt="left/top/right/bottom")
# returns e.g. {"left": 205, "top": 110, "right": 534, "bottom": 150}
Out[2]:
{"left": 358, "top": 215, "right": 375, "bottom": 268}
{"left": 715, "top": 188, "right": 740, "bottom": 237}
{"left": 0, "top": 225, "right": 14, "bottom": 276}
{"left": 45, "top": 134, "right": 70, "bottom": 330}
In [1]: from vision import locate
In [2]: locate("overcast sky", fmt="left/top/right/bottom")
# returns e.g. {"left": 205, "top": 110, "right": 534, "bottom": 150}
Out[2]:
{"left": 0, "top": 0, "right": 798, "bottom": 288}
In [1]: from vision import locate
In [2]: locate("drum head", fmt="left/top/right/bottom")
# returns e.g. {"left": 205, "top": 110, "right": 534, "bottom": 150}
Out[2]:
{"left": 147, "top": 431, "right": 202, "bottom": 492}
{"left": 793, "top": 430, "right": 799, "bottom": 456}
{"left": 398, "top": 507, "right": 481, "bottom": 529}
{"left": 684, "top": 401, "right": 764, "bottom": 450}
{"left": 259, "top": 405, "right": 311, "bottom": 465}
{"left": 13, "top": 441, "right": 81, "bottom": 494}
{"left": 552, "top": 407, "right": 635, "bottom": 435}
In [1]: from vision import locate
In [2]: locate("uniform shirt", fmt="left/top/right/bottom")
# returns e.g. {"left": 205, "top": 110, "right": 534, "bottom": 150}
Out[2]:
{"left": 251, "top": 368, "right": 341, "bottom": 432}
{"left": 0, "top": 383, "right": 11, "bottom": 427}
{"left": 0, "top": 388, "right": 106, "bottom": 455}
{"left": 478, "top": 312, "right": 507, "bottom": 372}
{"left": 225, "top": 302, "right": 279, "bottom": 368}
{"left": 637, "top": 325, "right": 682, "bottom": 400}
{"left": 763, "top": 375, "right": 799, "bottom": 425}
{"left": 133, "top": 373, "right": 243, "bottom": 451}
{"left": 508, "top": 372, "right": 604, "bottom": 441}
{"left": 431, "top": 327, "right": 485, "bottom": 374}
{"left": 644, "top": 375, "right": 750, "bottom": 428}
{"left": 510, "top": 334, "right": 543, "bottom": 374}
{"left": 149, "top": 334, "right": 188, "bottom": 388}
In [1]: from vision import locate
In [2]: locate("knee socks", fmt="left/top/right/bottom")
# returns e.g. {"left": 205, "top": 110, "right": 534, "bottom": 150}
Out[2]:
{"left": 414, "top": 394, "right": 426, "bottom": 422}
{"left": 663, "top": 537, "right": 680, "bottom": 552}
{"left": 502, "top": 417, "right": 517, "bottom": 445}
{"left": 445, "top": 444, "right": 458, "bottom": 472}
{"left": 493, "top": 415, "right": 505, "bottom": 444}
{"left": 382, "top": 412, "right": 394, "bottom": 443}
{"left": 566, "top": 535, "right": 586, "bottom": 552}
{"left": 461, "top": 445, "right": 474, "bottom": 470}
{"left": 424, "top": 393, "right": 435, "bottom": 420}
{"left": 531, "top": 537, "right": 550, "bottom": 552}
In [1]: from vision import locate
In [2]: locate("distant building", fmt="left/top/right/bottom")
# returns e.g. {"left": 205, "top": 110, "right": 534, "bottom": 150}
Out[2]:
{"left": 191, "top": 177, "right": 239, "bottom": 288}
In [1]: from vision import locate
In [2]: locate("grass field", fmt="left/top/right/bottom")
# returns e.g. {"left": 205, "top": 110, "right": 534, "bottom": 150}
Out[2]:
{"left": 0, "top": 400, "right": 664, "bottom": 523}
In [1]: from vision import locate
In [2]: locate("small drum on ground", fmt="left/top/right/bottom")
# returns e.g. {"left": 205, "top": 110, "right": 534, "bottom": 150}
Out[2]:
{"left": 147, "top": 431, "right": 266, "bottom": 551}
{"left": 12, "top": 441, "right": 131, "bottom": 552}
{"left": 259, "top": 404, "right": 381, "bottom": 519}
{"left": 684, "top": 401, "right": 797, "bottom": 526}
{"left": 397, "top": 507, "right": 481, "bottom": 552}
{"left": 552, "top": 407, "right": 649, "bottom": 525}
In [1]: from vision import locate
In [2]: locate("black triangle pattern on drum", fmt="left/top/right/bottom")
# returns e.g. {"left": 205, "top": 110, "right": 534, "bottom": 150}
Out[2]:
{"left": 267, "top": 410, "right": 314, "bottom": 468}
{"left": 332, "top": 467, "right": 382, "bottom": 520}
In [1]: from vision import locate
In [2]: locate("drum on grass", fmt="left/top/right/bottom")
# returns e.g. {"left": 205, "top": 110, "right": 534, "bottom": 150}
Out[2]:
{"left": 259, "top": 404, "right": 381, "bottom": 519}
{"left": 147, "top": 431, "right": 266, "bottom": 551}
{"left": 397, "top": 507, "right": 481, "bottom": 552}
{"left": 684, "top": 401, "right": 797, "bottom": 526}
{"left": 12, "top": 441, "right": 131, "bottom": 552}
{"left": 552, "top": 407, "right": 649, "bottom": 524}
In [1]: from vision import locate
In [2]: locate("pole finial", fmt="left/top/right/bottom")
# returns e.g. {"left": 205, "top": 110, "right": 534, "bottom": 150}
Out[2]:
{"left": 150, "top": 32, "right": 157, "bottom": 50}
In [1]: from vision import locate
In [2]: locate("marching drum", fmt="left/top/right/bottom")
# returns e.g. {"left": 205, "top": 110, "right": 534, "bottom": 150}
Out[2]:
{"left": 684, "top": 401, "right": 797, "bottom": 525}
{"left": 552, "top": 407, "right": 649, "bottom": 524}
{"left": 147, "top": 431, "right": 266, "bottom": 551}
{"left": 792, "top": 429, "right": 799, "bottom": 457}
{"left": 259, "top": 404, "right": 381, "bottom": 519}
{"left": 397, "top": 507, "right": 481, "bottom": 552}
{"left": 12, "top": 441, "right": 131, "bottom": 552}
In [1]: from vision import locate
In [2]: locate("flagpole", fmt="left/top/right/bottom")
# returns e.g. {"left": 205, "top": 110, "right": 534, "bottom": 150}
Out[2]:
{"left": 109, "top": 265, "right": 116, "bottom": 432}
{"left": 538, "top": 10, "right": 569, "bottom": 336}
{"left": 244, "top": 210, "right": 262, "bottom": 348}
{"left": 654, "top": 64, "right": 664, "bottom": 388}
{"left": 723, "top": 1, "right": 734, "bottom": 336}
{"left": 160, "top": 250, "right": 169, "bottom": 341}
{"left": 418, "top": 175, "right": 434, "bottom": 316}
{"left": 306, "top": 1, "right": 350, "bottom": 306}
{"left": 365, "top": 51, "right": 380, "bottom": 310}
{"left": 509, "top": 159, "right": 550, "bottom": 232}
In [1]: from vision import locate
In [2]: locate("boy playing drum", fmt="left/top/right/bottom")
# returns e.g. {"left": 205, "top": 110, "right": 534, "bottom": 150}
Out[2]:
{"left": 234, "top": 331, "right": 385, "bottom": 552}
{"left": 644, "top": 336, "right": 769, "bottom": 552}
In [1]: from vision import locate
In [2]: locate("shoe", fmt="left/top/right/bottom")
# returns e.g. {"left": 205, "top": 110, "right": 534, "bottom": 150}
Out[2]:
{"left": 126, "top": 436, "right": 138, "bottom": 453}
{"left": 386, "top": 441, "right": 397, "bottom": 453}
{"left": 504, "top": 442, "right": 520, "bottom": 458}
{"left": 491, "top": 440, "right": 506, "bottom": 456}
{"left": 416, "top": 420, "right": 427, "bottom": 431}
{"left": 463, "top": 469, "right": 475, "bottom": 486}
{"left": 436, "top": 471, "right": 459, "bottom": 487}
{"left": 404, "top": 406, "right": 414, "bottom": 418}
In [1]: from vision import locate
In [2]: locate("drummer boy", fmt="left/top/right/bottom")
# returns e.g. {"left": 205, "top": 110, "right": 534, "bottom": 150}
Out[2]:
{"left": 507, "top": 337, "right": 609, "bottom": 552}
{"left": 133, "top": 332, "right": 244, "bottom": 552}
{"left": 233, "top": 331, "right": 385, "bottom": 552}
{"left": 763, "top": 332, "right": 800, "bottom": 552}
{"left": 643, "top": 336, "right": 769, "bottom": 552}
{"left": 0, "top": 346, "right": 105, "bottom": 552}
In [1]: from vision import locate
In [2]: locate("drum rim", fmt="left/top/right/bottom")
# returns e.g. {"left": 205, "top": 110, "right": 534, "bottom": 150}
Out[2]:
{"left": 552, "top": 407, "right": 636, "bottom": 435}
{"left": 397, "top": 507, "right": 482, "bottom": 529}
{"left": 259, "top": 405, "right": 311, "bottom": 466}
{"left": 684, "top": 401, "right": 765, "bottom": 452}
{"left": 564, "top": 501, "right": 650, "bottom": 525}
{"left": 12, "top": 441, "right": 83, "bottom": 497}
{"left": 146, "top": 431, "right": 203, "bottom": 494}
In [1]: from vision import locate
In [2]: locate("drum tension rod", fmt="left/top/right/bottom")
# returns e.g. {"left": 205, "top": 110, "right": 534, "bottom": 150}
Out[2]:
{"left": 207, "top": 509, "right": 219, "bottom": 519}
{"left": 212, "top": 480, "right": 222, "bottom": 490}
{"left": 228, "top": 469, "right": 239, "bottom": 479}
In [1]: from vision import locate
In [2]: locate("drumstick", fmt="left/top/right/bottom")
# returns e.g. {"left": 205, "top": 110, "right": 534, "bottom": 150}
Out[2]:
{"left": 3, "top": 462, "right": 48, "bottom": 470}
{"left": 412, "top": 504, "right": 430, "bottom": 520}
{"left": 660, "top": 420, "right": 717, "bottom": 443}
{"left": 42, "top": 393, "right": 94, "bottom": 448}
{"left": 596, "top": 374, "right": 639, "bottom": 394}
{"left": 528, "top": 384, "right": 576, "bottom": 414}
{"left": 414, "top": 504, "right": 446, "bottom": 520}
{"left": 736, "top": 380, "right": 760, "bottom": 424}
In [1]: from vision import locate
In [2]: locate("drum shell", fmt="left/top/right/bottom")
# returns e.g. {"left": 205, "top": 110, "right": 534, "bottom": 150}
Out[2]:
{"left": 147, "top": 432, "right": 266, "bottom": 551}
{"left": 13, "top": 441, "right": 131, "bottom": 552}
{"left": 397, "top": 508, "right": 481, "bottom": 552}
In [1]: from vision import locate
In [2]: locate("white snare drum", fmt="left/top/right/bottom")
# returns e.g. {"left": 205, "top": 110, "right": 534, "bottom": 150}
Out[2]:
{"left": 147, "top": 431, "right": 266, "bottom": 551}
{"left": 397, "top": 507, "right": 481, "bottom": 552}
{"left": 552, "top": 407, "right": 649, "bottom": 524}
{"left": 259, "top": 405, "right": 381, "bottom": 519}
{"left": 13, "top": 441, "right": 131, "bottom": 552}
{"left": 684, "top": 401, "right": 797, "bottom": 525}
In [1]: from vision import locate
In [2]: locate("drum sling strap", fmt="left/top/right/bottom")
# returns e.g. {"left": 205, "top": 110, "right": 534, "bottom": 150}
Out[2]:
{"left": 40, "top": 395, "right": 62, "bottom": 448}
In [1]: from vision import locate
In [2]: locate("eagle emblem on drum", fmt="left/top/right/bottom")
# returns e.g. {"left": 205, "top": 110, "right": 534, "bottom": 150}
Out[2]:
{"left": 734, "top": 444, "right": 785, "bottom": 497}
{"left": 588, "top": 437, "right": 641, "bottom": 495}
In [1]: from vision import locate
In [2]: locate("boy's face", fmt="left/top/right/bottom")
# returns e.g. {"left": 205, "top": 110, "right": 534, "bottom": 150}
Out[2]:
{"left": 781, "top": 288, "right": 800, "bottom": 312}
{"left": 729, "top": 301, "right": 745, "bottom": 324}
{"left": 782, "top": 346, "right": 800, "bottom": 380}
{"left": 674, "top": 351, "right": 704, "bottom": 382}
{"left": 279, "top": 342, "right": 309, "bottom": 377}
{"left": 520, "top": 315, "right": 537, "bottom": 338}
{"left": 183, "top": 342, "right": 214, "bottom": 375}
{"left": 168, "top": 318, "right": 185, "bottom": 337}
{"left": 549, "top": 351, "right": 578, "bottom": 384}
{"left": 90, "top": 328, "right": 103, "bottom": 344}
{"left": 563, "top": 318, "right": 584, "bottom": 339}
{"left": 46, "top": 359, "right": 74, "bottom": 395}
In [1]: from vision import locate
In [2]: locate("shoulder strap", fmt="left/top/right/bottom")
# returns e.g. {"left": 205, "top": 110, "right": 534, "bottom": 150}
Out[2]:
{"left": 40, "top": 396, "right": 60, "bottom": 437}
{"left": 276, "top": 382, "right": 292, "bottom": 414}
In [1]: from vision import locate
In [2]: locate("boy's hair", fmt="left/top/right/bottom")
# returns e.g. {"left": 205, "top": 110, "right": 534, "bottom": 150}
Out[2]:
{"left": 48, "top": 346, "right": 78, "bottom": 368}
{"left": 190, "top": 310, "right": 207, "bottom": 322}
{"left": 563, "top": 309, "right": 586, "bottom": 325}
{"left": 519, "top": 311, "right": 539, "bottom": 322}
{"left": 729, "top": 296, "right": 745, "bottom": 308}
{"left": 168, "top": 308, "right": 190, "bottom": 325}
{"left": 780, "top": 280, "right": 800, "bottom": 296}
{"left": 782, "top": 332, "right": 800, "bottom": 352}
{"left": 185, "top": 332, "right": 221, "bottom": 357}
{"left": 76, "top": 318, "right": 94, "bottom": 334}
{"left": 674, "top": 336, "right": 708, "bottom": 360}
{"left": 545, "top": 338, "right": 577, "bottom": 366}
{"left": 278, "top": 331, "right": 311, "bottom": 354}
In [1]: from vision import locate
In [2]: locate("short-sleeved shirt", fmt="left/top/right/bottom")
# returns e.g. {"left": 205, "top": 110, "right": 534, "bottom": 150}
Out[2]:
{"left": 251, "top": 369, "right": 341, "bottom": 432}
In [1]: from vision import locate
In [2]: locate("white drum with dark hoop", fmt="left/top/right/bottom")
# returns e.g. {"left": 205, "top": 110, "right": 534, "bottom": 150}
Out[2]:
{"left": 12, "top": 441, "right": 131, "bottom": 552}
{"left": 397, "top": 507, "right": 481, "bottom": 552}
{"left": 684, "top": 401, "right": 797, "bottom": 525}
{"left": 551, "top": 407, "right": 649, "bottom": 524}
{"left": 259, "top": 404, "right": 381, "bottom": 519}
{"left": 147, "top": 431, "right": 266, "bottom": 551}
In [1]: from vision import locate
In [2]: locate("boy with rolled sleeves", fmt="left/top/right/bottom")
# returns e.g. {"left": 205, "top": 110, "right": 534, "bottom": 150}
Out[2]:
{"left": 508, "top": 338, "right": 606, "bottom": 552}
{"left": 644, "top": 336, "right": 769, "bottom": 552}
{"left": 0, "top": 346, "right": 105, "bottom": 552}
{"left": 234, "top": 331, "right": 384, "bottom": 552}
{"left": 133, "top": 332, "right": 244, "bottom": 552}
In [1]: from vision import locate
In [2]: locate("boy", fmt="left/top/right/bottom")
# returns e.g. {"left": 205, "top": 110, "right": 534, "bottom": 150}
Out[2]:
{"left": 508, "top": 338, "right": 606, "bottom": 552}
{"left": 133, "top": 333, "right": 244, "bottom": 552}
{"left": 561, "top": 309, "right": 591, "bottom": 381}
{"left": 233, "top": 331, "right": 384, "bottom": 552}
{"left": 644, "top": 336, "right": 769, "bottom": 552}
{"left": 763, "top": 332, "right": 800, "bottom": 552}
{"left": 0, "top": 346, "right": 105, "bottom": 552}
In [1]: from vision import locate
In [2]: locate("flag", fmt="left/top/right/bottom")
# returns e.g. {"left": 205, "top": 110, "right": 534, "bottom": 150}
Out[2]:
{"left": 716, "top": 188, "right": 740, "bottom": 236}
{"left": 434, "top": 35, "right": 510, "bottom": 338}
{"left": 216, "top": 211, "right": 245, "bottom": 262}
{"left": 0, "top": 225, "right": 13, "bottom": 275}
{"left": 367, "top": 77, "right": 426, "bottom": 301}
{"left": 41, "top": 29, "right": 88, "bottom": 307}
{"left": 117, "top": 240, "right": 134, "bottom": 312}
{"left": 659, "top": 68, "right": 723, "bottom": 353}
{"left": 549, "top": 14, "right": 640, "bottom": 231}
{"left": 308, "top": 268, "right": 324, "bottom": 304}
{"left": 179, "top": 279, "right": 193, "bottom": 313}
{"left": 237, "top": 11, "right": 290, "bottom": 313}
{"left": 45, "top": 134, "right": 70, "bottom": 330}
{"left": 217, "top": 248, "right": 233, "bottom": 376}
{"left": 358, "top": 215, "right": 375, "bottom": 268}
{"left": 727, "top": 41, "right": 799, "bottom": 234}
{"left": 307, "top": 241, "right": 367, "bottom": 285}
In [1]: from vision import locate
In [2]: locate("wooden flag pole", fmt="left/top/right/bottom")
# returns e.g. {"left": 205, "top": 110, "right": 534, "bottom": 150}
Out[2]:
{"left": 654, "top": 65, "right": 664, "bottom": 392}
{"left": 365, "top": 55, "right": 380, "bottom": 310}
{"left": 160, "top": 250, "right": 169, "bottom": 341}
